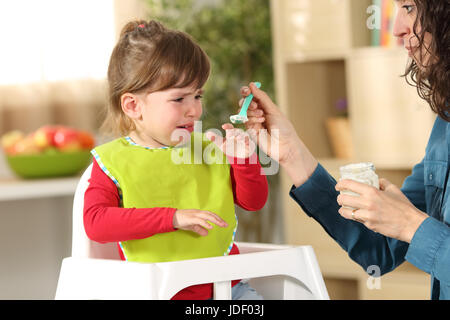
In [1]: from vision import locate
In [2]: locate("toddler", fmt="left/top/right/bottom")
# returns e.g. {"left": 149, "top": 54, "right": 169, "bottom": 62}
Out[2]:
{"left": 83, "top": 20, "right": 268, "bottom": 300}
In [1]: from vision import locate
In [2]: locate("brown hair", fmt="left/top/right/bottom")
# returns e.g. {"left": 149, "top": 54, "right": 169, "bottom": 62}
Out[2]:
{"left": 102, "top": 20, "right": 211, "bottom": 136}
{"left": 403, "top": 1, "right": 450, "bottom": 121}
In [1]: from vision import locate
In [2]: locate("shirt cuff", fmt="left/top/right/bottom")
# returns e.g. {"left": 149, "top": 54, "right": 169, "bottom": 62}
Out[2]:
{"left": 164, "top": 208, "right": 177, "bottom": 233}
{"left": 289, "top": 163, "right": 338, "bottom": 216}
{"left": 227, "top": 151, "right": 259, "bottom": 167}
{"left": 405, "top": 216, "right": 450, "bottom": 275}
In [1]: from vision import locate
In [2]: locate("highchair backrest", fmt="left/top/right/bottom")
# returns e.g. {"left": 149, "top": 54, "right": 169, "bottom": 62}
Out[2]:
{"left": 72, "top": 163, "right": 121, "bottom": 260}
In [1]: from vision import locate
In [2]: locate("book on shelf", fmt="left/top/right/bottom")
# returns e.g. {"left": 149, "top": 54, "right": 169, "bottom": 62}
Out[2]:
{"left": 371, "top": 0, "right": 403, "bottom": 47}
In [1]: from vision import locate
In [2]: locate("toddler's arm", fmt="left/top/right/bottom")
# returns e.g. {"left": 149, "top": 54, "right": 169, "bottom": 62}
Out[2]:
{"left": 229, "top": 153, "right": 268, "bottom": 211}
{"left": 83, "top": 159, "right": 176, "bottom": 243}
{"left": 84, "top": 160, "right": 229, "bottom": 242}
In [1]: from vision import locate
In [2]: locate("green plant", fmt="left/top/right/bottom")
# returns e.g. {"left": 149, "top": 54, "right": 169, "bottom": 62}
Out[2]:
{"left": 145, "top": 0, "right": 274, "bottom": 131}
{"left": 144, "top": 0, "right": 282, "bottom": 244}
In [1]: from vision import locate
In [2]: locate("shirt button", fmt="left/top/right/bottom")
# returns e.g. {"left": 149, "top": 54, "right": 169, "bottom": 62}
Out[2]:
{"left": 429, "top": 173, "right": 433, "bottom": 181}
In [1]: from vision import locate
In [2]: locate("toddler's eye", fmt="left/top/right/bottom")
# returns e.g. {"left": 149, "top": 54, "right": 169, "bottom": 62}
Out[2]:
{"left": 195, "top": 95, "right": 203, "bottom": 100}
{"left": 173, "top": 97, "right": 184, "bottom": 103}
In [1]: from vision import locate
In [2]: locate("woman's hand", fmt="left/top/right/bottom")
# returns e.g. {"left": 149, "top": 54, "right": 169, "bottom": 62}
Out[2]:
{"left": 240, "top": 82, "right": 318, "bottom": 186}
{"left": 240, "top": 83, "right": 299, "bottom": 164}
{"left": 335, "top": 178, "right": 428, "bottom": 243}
{"left": 206, "top": 123, "right": 256, "bottom": 159}
{"left": 173, "top": 209, "right": 228, "bottom": 237}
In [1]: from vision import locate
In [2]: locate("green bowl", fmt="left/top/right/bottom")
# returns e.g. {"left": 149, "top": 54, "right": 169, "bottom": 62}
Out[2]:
{"left": 6, "top": 150, "right": 92, "bottom": 179}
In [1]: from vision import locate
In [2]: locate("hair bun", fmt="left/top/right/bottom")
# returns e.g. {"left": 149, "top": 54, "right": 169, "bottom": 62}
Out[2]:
{"left": 145, "top": 20, "right": 167, "bottom": 35}
{"left": 119, "top": 20, "right": 148, "bottom": 38}
{"left": 119, "top": 20, "right": 168, "bottom": 39}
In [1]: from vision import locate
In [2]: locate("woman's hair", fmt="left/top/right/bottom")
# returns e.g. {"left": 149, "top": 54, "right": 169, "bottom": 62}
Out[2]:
{"left": 102, "top": 20, "right": 211, "bottom": 136}
{"left": 404, "top": 1, "right": 450, "bottom": 121}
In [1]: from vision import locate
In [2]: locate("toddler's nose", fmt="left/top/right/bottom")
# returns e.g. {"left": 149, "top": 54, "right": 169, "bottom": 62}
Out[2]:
{"left": 185, "top": 103, "right": 202, "bottom": 118}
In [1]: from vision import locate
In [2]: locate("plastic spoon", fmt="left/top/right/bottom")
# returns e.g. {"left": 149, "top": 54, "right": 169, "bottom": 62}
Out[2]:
{"left": 230, "top": 82, "right": 261, "bottom": 124}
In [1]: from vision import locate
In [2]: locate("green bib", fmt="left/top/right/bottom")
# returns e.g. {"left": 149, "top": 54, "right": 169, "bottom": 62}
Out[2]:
{"left": 92, "top": 133, "right": 237, "bottom": 263}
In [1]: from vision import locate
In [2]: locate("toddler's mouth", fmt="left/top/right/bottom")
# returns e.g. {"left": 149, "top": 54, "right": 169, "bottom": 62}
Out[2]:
{"left": 176, "top": 124, "right": 194, "bottom": 133}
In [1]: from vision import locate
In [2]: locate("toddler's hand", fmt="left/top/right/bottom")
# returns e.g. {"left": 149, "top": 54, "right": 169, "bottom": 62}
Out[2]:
{"left": 173, "top": 209, "right": 228, "bottom": 236}
{"left": 206, "top": 124, "right": 256, "bottom": 159}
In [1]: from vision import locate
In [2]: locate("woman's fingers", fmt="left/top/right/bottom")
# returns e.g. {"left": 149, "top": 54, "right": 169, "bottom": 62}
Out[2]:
{"left": 240, "top": 86, "right": 250, "bottom": 97}
{"left": 335, "top": 179, "right": 376, "bottom": 199}
{"left": 246, "top": 117, "right": 266, "bottom": 124}
{"left": 337, "top": 193, "right": 366, "bottom": 210}
{"left": 248, "top": 82, "right": 279, "bottom": 115}
{"left": 338, "top": 206, "right": 369, "bottom": 224}
{"left": 338, "top": 206, "right": 353, "bottom": 220}
{"left": 248, "top": 101, "right": 258, "bottom": 110}
{"left": 380, "top": 178, "right": 411, "bottom": 204}
{"left": 240, "top": 83, "right": 278, "bottom": 115}
{"left": 247, "top": 108, "right": 264, "bottom": 117}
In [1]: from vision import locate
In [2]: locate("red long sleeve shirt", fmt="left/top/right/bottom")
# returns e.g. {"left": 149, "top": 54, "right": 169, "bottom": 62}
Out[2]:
{"left": 83, "top": 154, "right": 268, "bottom": 300}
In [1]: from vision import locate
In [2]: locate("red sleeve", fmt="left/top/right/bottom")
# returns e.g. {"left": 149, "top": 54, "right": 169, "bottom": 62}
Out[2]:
{"left": 83, "top": 159, "right": 176, "bottom": 243}
{"left": 228, "top": 152, "right": 268, "bottom": 211}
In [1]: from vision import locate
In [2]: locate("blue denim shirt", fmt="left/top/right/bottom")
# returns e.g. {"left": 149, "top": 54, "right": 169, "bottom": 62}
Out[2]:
{"left": 290, "top": 116, "right": 450, "bottom": 300}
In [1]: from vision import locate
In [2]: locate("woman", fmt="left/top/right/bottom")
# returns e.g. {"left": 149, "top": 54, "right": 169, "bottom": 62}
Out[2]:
{"left": 240, "top": 0, "right": 449, "bottom": 300}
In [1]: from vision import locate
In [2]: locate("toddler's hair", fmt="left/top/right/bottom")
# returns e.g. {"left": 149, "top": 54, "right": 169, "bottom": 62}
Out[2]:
{"left": 102, "top": 20, "right": 211, "bottom": 136}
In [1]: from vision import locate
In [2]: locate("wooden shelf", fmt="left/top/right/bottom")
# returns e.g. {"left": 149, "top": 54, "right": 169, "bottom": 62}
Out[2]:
{"left": 349, "top": 45, "right": 405, "bottom": 57}
{"left": 0, "top": 176, "right": 79, "bottom": 201}
{"left": 284, "top": 50, "right": 349, "bottom": 64}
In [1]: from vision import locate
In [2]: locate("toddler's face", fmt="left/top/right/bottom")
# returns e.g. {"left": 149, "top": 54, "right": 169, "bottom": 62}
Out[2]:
{"left": 136, "top": 85, "right": 203, "bottom": 148}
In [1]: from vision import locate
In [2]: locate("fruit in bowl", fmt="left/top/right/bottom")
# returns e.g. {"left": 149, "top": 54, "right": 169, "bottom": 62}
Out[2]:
{"left": 1, "top": 126, "right": 95, "bottom": 179}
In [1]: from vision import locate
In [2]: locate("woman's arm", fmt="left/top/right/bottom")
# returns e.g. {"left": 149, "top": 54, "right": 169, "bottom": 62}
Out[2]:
{"left": 402, "top": 158, "right": 450, "bottom": 284}
{"left": 290, "top": 163, "right": 409, "bottom": 274}
{"left": 241, "top": 83, "right": 446, "bottom": 276}
{"left": 241, "top": 82, "right": 318, "bottom": 187}
{"left": 401, "top": 158, "right": 427, "bottom": 212}
{"left": 406, "top": 216, "right": 450, "bottom": 284}
{"left": 241, "top": 83, "right": 410, "bottom": 273}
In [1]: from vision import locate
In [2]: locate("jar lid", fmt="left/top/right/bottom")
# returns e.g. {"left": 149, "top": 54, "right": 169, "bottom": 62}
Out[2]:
{"left": 340, "top": 162, "right": 375, "bottom": 174}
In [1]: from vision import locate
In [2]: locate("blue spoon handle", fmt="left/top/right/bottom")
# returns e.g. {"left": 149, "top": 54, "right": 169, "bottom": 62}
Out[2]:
{"left": 239, "top": 82, "right": 261, "bottom": 116}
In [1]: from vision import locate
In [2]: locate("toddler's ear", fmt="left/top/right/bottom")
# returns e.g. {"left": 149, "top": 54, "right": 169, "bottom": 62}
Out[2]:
{"left": 121, "top": 93, "right": 142, "bottom": 120}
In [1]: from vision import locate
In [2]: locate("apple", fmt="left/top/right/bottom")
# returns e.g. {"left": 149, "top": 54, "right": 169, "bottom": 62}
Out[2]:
{"left": 78, "top": 130, "right": 95, "bottom": 150}
{"left": 32, "top": 125, "right": 61, "bottom": 149}
{"left": 2, "top": 126, "right": 96, "bottom": 155}
{"left": 12, "top": 134, "right": 40, "bottom": 155}
{"left": 53, "top": 127, "right": 83, "bottom": 152}
{"left": 1, "top": 130, "right": 25, "bottom": 153}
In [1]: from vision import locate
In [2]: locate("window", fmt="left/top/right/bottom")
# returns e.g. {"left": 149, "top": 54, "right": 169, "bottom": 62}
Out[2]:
{"left": 0, "top": 0, "right": 115, "bottom": 84}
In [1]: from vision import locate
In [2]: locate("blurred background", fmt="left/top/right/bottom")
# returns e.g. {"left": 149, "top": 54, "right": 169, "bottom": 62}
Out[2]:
{"left": 0, "top": 0, "right": 436, "bottom": 299}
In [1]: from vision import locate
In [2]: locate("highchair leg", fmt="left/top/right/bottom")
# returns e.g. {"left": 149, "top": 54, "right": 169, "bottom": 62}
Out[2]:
{"left": 213, "top": 280, "right": 232, "bottom": 300}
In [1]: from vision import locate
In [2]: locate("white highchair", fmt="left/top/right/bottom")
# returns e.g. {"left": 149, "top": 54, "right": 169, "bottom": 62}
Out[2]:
{"left": 55, "top": 164, "right": 329, "bottom": 300}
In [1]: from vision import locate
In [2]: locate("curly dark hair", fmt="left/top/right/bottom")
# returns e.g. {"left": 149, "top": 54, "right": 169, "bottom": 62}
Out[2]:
{"left": 403, "top": 0, "right": 450, "bottom": 121}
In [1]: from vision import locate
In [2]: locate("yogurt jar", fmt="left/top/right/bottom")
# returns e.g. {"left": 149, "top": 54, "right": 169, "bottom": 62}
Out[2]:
{"left": 339, "top": 162, "right": 379, "bottom": 198}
